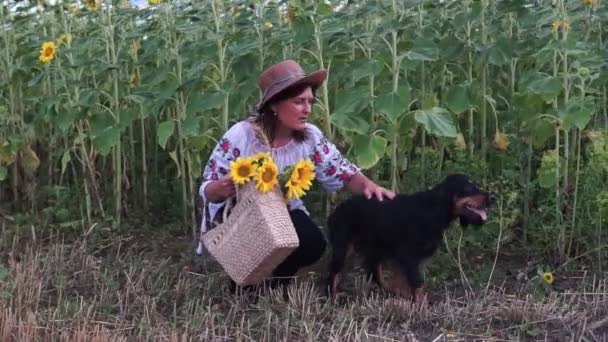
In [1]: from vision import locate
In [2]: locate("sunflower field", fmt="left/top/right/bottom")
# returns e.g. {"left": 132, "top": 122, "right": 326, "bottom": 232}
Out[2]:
{"left": 2, "top": 0, "right": 608, "bottom": 339}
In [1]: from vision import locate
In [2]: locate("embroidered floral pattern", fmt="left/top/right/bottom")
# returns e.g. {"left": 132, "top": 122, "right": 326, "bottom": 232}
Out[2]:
{"left": 205, "top": 137, "right": 239, "bottom": 181}
{"left": 310, "top": 137, "right": 358, "bottom": 187}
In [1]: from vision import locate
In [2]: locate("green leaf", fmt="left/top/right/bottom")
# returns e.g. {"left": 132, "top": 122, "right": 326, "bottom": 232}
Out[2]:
{"left": 0, "top": 166, "right": 7, "bottom": 181}
{"left": 169, "top": 150, "right": 181, "bottom": 178}
{"left": 376, "top": 91, "right": 409, "bottom": 124}
{"left": 333, "top": 87, "right": 369, "bottom": 116}
{"left": 525, "top": 117, "right": 555, "bottom": 148}
{"left": 401, "top": 37, "right": 439, "bottom": 62}
{"left": 118, "top": 111, "right": 136, "bottom": 131}
{"left": 61, "top": 150, "right": 71, "bottom": 176}
{"left": 523, "top": 74, "right": 562, "bottom": 101}
{"left": 351, "top": 60, "right": 383, "bottom": 83}
{"left": 92, "top": 127, "right": 121, "bottom": 157}
{"left": 445, "top": 84, "right": 472, "bottom": 113}
{"left": 157, "top": 120, "right": 175, "bottom": 149}
{"left": 413, "top": 107, "right": 458, "bottom": 138}
{"left": 293, "top": 16, "right": 315, "bottom": 45}
{"left": 180, "top": 115, "right": 200, "bottom": 137}
{"left": 488, "top": 36, "right": 512, "bottom": 66}
{"left": 513, "top": 92, "right": 546, "bottom": 123}
{"left": 317, "top": 2, "right": 333, "bottom": 15}
{"left": 330, "top": 112, "right": 370, "bottom": 135}
{"left": 557, "top": 99, "right": 594, "bottom": 131}
{"left": 538, "top": 168, "right": 558, "bottom": 189}
{"left": 199, "top": 91, "right": 226, "bottom": 111}
{"left": 56, "top": 110, "right": 76, "bottom": 132}
{"left": 89, "top": 112, "right": 115, "bottom": 138}
{"left": 351, "top": 135, "right": 388, "bottom": 170}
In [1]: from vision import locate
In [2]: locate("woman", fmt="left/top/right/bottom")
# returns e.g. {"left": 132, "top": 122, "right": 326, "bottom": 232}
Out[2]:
{"left": 197, "top": 59, "right": 395, "bottom": 287}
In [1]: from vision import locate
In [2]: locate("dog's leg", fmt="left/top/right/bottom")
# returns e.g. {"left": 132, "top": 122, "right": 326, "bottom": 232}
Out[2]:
{"left": 327, "top": 214, "right": 352, "bottom": 297}
{"left": 392, "top": 270, "right": 412, "bottom": 298}
{"left": 373, "top": 263, "right": 394, "bottom": 293}
{"left": 404, "top": 260, "right": 427, "bottom": 304}
{"left": 327, "top": 243, "right": 349, "bottom": 297}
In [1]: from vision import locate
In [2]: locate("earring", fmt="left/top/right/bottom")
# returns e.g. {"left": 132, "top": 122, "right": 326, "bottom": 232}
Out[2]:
{"left": 273, "top": 112, "right": 277, "bottom": 116}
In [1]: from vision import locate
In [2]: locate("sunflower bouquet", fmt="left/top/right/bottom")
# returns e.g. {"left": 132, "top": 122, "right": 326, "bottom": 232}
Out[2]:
{"left": 229, "top": 152, "right": 316, "bottom": 201}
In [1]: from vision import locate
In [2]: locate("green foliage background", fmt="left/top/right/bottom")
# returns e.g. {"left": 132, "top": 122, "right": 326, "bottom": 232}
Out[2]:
{"left": 1, "top": 0, "right": 608, "bottom": 268}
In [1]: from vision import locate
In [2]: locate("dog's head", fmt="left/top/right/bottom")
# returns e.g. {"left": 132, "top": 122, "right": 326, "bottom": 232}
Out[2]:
{"left": 437, "top": 174, "right": 494, "bottom": 227}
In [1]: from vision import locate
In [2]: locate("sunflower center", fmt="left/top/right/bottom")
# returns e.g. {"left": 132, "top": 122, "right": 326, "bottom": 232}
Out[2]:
{"left": 262, "top": 168, "right": 275, "bottom": 182}
{"left": 237, "top": 165, "right": 250, "bottom": 177}
{"left": 44, "top": 47, "right": 54, "bottom": 56}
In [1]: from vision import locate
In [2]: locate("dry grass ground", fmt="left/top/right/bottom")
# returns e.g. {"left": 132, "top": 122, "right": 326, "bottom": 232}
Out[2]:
{"left": 0, "top": 225, "right": 607, "bottom": 342}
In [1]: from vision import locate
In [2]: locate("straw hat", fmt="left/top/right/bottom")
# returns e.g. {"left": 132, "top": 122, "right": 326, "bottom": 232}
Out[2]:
{"left": 256, "top": 60, "right": 327, "bottom": 111}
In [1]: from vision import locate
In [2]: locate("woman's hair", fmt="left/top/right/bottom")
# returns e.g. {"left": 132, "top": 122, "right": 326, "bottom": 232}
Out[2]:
{"left": 251, "top": 83, "right": 316, "bottom": 144}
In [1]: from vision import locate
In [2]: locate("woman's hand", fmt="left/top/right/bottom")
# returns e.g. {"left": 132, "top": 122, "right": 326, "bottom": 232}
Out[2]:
{"left": 361, "top": 180, "right": 395, "bottom": 202}
{"left": 204, "top": 175, "right": 236, "bottom": 203}
{"left": 347, "top": 172, "right": 396, "bottom": 202}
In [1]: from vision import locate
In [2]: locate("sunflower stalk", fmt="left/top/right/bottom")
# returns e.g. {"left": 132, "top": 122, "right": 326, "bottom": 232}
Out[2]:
{"left": 418, "top": 4, "right": 428, "bottom": 188}
{"left": 101, "top": 5, "right": 123, "bottom": 226}
{"left": 479, "top": 0, "right": 488, "bottom": 162}
{"left": 309, "top": 12, "right": 334, "bottom": 217}
{"left": 211, "top": 0, "right": 230, "bottom": 131}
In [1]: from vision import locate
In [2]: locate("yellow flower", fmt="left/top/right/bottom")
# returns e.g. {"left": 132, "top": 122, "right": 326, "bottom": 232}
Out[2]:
{"left": 285, "top": 178, "right": 306, "bottom": 201}
{"left": 543, "top": 272, "right": 554, "bottom": 285}
{"left": 263, "top": 21, "right": 273, "bottom": 30}
{"left": 454, "top": 133, "right": 466, "bottom": 150}
{"left": 561, "top": 20, "right": 570, "bottom": 29}
{"left": 251, "top": 152, "right": 271, "bottom": 163}
{"left": 551, "top": 21, "right": 560, "bottom": 31}
{"left": 255, "top": 161, "right": 279, "bottom": 193}
{"left": 39, "top": 42, "right": 57, "bottom": 64}
{"left": 582, "top": 0, "right": 594, "bottom": 5}
{"left": 287, "top": 5, "right": 297, "bottom": 23}
{"left": 285, "top": 159, "right": 316, "bottom": 201}
{"left": 85, "top": 0, "right": 99, "bottom": 11}
{"left": 230, "top": 157, "right": 256, "bottom": 185}
{"left": 493, "top": 131, "right": 510, "bottom": 151}
{"left": 148, "top": 0, "right": 161, "bottom": 5}
{"left": 56, "top": 33, "right": 72, "bottom": 46}
{"left": 292, "top": 159, "right": 315, "bottom": 190}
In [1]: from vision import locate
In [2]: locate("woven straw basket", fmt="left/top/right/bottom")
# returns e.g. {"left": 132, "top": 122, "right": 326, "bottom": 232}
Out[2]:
{"left": 201, "top": 181, "right": 300, "bottom": 286}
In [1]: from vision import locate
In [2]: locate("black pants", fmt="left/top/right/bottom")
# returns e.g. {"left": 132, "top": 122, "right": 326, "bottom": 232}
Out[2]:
{"left": 272, "top": 209, "right": 327, "bottom": 283}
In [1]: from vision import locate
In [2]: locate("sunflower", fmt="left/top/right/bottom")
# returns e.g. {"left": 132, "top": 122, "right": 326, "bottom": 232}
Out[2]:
{"left": 39, "top": 42, "right": 57, "bottom": 64}
{"left": 148, "top": 0, "right": 161, "bottom": 5}
{"left": 285, "top": 159, "right": 316, "bottom": 201}
{"left": 251, "top": 152, "right": 271, "bottom": 164}
{"left": 493, "top": 131, "right": 510, "bottom": 151}
{"left": 85, "top": 0, "right": 99, "bottom": 11}
{"left": 255, "top": 160, "right": 279, "bottom": 193}
{"left": 285, "top": 177, "right": 306, "bottom": 201}
{"left": 543, "top": 272, "right": 554, "bottom": 285}
{"left": 230, "top": 157, "right": 255, "bottom": 185}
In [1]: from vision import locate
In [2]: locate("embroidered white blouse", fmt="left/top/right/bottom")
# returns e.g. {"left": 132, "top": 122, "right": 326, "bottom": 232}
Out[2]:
{"left": 196, "top": 119, "right": 360, "bottom": 255}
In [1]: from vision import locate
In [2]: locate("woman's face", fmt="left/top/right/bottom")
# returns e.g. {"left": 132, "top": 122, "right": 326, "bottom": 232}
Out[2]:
{"left": 271, "top": 86, "right": 314, "bottom": 132}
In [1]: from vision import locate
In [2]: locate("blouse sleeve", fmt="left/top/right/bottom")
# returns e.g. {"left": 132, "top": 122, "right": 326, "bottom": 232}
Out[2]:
{"left": 199, "top": 121, "right": 247, "bottom": 202}
{"left": 308, "top": 124, "right": 360, "bottom": 193}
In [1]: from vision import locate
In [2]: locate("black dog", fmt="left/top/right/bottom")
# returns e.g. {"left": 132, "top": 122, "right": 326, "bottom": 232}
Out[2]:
{"left": 327, "top": 174, "right": 493, "bottom": 303}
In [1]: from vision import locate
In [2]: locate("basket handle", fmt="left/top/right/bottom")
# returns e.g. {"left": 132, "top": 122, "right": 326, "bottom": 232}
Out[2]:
{"left": 221, "top": 183, "right": 241, "bottom": 223}
{"left": 220, "top": 122, "right": 271, "bottom": 223}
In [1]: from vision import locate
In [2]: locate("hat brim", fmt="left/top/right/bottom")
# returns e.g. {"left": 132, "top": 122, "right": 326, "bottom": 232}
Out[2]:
{"left": 256, "top": 69, "right": 327, "bottom": 111}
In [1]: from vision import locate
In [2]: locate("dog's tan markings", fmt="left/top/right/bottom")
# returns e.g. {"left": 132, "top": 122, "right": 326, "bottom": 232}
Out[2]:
{"left": 454, "top": 194, "right": 486, "bottom": 211}
{"left": 413, "top": 287, "right": 427, "bottom": 305}
{"left": 374, "top": 264, "right": 394, "bottom": 293}
{"left": 331, "top": 273, "right": 341, "bottom": 296}
{"left": 392, "top": 270, "right": 412, "bottom": 298}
